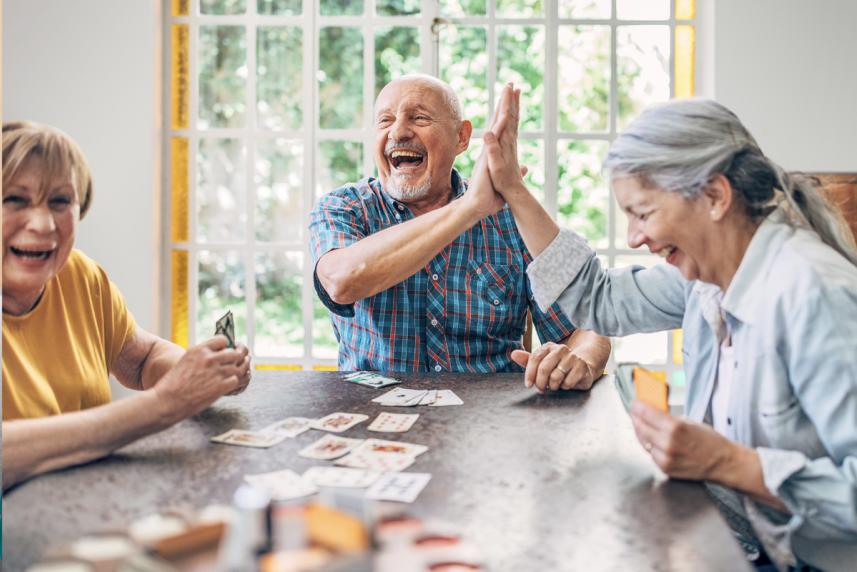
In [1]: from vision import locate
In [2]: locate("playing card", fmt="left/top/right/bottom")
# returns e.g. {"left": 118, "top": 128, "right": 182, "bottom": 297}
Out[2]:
{"left": 368, "top": 412, "right": 419, "bottom": 433}
{"left": 311, "top": 412, "right": 369, "bottom": 433}
{"left": 614, "top": 364, "right": 636, "bottom": 412}
{"left": 302, "top": 466, "right": 381, "bottom": 488}
{"left": 244, "top": 469, "right": 317, "bottom": 500}
{"left": 633, "top": 367, "right": 670, "bottom": 412}
{"left": 210, "top": 429, "right": 285, "bottom": 448}
{"left": 365, "top": 472, "right": 432, "bottom": 503}
{"left": 417, "top": 389, "right": 438, "bottom": 406}
{"left": 334, "top": 450, "right": 416, "bottom": 472}
{"left": 299, "top": 434, "right": 364, "bottom": 460}
{"left": 261, "top": 417, "right": 314, "bottom": 438}
{"left": 343, "top": 371, "right": 405, "bottom": 389}
{"left": 428, "top": 389, "right": 463, "bottom": 407}
{"left": 354, "top": 438, "right": 428, "bottom": 457}
{"left": 372, "top": 388, "right": 429, "bottom": 407}
{"left": 215, "top": 310, "right": 235, "bottom": 348}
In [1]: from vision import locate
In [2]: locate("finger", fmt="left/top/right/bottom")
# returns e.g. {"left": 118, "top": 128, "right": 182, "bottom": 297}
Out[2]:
{"left": 488, "top": 85, "right": 508, "bottom": 132}
{"left": 559, "top": 358, "right": 591, "bottom": 390}
{"left": 492, "top": 84, "right": 515, "bottom": 137}
{"left": 201, "top": 335, "right": 230, "bottom": 351}
{"left": 534, "top": 345, "right": 565, "bottom": 391}
{"left": 525, "top": 345, "right": 549, "bottom": 390}
{"left": 510, "top": 349, "right": 530, "bottom": 369}
{"left": 631, "top": 400, "right": 672, "bottom": 430}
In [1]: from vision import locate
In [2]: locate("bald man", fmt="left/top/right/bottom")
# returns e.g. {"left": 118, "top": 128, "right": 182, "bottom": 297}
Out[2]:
{"left": 310, "top": 76, "right": 610, "bottom": 389}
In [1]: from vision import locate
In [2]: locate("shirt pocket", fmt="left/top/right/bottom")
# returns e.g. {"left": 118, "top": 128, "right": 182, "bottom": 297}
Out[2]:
{"left": 450, "top": 260, "right": 520, "bottom": 340}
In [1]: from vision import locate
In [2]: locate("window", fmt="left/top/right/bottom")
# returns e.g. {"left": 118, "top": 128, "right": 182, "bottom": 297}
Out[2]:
{"left": 166, "top": 0, "right": 696, "bottom": 388}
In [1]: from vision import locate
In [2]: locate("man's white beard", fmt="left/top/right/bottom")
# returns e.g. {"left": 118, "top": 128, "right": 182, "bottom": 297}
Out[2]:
{"left": 386, "top": 174, "right": 432, "bottom": 202}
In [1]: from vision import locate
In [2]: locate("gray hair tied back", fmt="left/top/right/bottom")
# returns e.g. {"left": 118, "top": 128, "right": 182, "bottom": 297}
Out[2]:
{"left": 604, "top": 98, "right": 857, "bottom": 267}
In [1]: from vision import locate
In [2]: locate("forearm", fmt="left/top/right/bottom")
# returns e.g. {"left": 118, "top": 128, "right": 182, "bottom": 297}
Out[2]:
{"left": 317, "top": 199, "right": 481, "bottom": 303}
{"left": 712, "top": 444, "right": 789, "bottom": 513}
{"left": 139, "top": 340, "right": 185, "bottom": 390}
{"left": 502, "top": 184, "right": 560, "bottom": 258}
{"left": 2, "top": 390, "right": 175, "bottom": 489}
{"left": 563, "top": 329, "right": 611, "bottom": 381}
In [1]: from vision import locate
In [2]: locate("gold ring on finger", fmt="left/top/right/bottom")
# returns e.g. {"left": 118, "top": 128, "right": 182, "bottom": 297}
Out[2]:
{"left": 556, "top": 364, "right": 569, "bottom": 376}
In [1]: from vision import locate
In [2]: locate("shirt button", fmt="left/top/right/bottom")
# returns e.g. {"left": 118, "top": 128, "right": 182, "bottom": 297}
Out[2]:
{"left": 397, "top": 204, "right": 405, "bottom": 211}
{"left": 493, "top": 299, "right": 500, "bottom": 305}
{"left": 727, "top": 417, "right": 732, "bottom": 426}
{"left": 431, "top": 273, "right": 439, "bottom": 281}
{"left": 475, "top": 268, "right": 482, "bottom": 274}
{"left": 395, "top": 213, "right": 401, "bottom": 219}
{"left": 431, "top": 319, "right": 438, "bottom": 326}
{"left": 434, "top": 365, "right": 442, "bottom": 372}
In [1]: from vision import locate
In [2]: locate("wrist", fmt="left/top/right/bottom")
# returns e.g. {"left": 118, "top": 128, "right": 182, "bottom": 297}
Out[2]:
{"left": 149, "top": 383, "right": 183, "bottom": 428}
{"left": 708, "top": 440, "right": 754, "bottom": 485}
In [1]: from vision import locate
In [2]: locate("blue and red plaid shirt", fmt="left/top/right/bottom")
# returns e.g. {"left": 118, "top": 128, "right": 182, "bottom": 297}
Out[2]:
{"left": 309, "top": 170, "right": 576, "bottom": 372}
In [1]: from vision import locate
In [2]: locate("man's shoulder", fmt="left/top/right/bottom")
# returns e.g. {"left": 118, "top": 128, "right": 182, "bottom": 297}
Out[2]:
{"left": 317, "top": 177, "right": 384, "bottom": 208}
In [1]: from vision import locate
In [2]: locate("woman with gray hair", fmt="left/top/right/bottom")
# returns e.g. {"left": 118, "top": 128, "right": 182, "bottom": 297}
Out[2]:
{"left": 481, "top": 86, "right": 857, "bottom": 570}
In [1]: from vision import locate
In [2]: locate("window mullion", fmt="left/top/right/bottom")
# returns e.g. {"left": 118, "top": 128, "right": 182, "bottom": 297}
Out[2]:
{"left": 245, "top": 14, "right": 258, "bottom": 357}
{"left": 544, "top": 0, "right": 558, "bottom": 218}
{"left": 305, "top": 3, "right": 320, "bottom": 361}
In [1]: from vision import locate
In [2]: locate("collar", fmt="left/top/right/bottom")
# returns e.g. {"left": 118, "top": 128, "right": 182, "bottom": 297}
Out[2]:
{"left": 719, "top": 207, "right": 794, "bottom": 325}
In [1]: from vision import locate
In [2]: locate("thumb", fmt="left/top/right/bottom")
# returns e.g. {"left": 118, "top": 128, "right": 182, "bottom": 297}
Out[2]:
{"left": 510, "top": 349, "right": 530, "bottom": 367}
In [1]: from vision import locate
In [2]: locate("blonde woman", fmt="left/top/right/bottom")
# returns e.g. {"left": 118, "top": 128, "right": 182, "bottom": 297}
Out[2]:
{"left": 2, "top": 122, "right": 252, "bottom": 489}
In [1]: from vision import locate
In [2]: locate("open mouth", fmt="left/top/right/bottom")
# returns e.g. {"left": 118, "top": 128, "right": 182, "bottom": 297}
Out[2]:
{"left": 388, "top": 149, "right": 425, "bottom": 170}
{"left": 10, "top": 246, "right": 54, "bottom": 260}
{"left": 655, "top": 246, "right": 677, "bottom": 258}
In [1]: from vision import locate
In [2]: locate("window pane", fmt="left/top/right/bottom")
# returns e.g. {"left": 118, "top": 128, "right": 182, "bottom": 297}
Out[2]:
{"left": 171, "top": 250, "right": 189, "bottom": 348}
{"left": 317, "top": 141, "right": 363, "bottom": 201}
{"left": 171, "top": 24, "right": 189, "bottom": 130}
{"left": 258, "top": 27, "right": 302, "bottom": 130}
{"left": 440, "top": 26, "right": 488, "bottom": 129}
{"left": 675, "top": 0, "right": 695, "bottom": 20}
{"left": 197, "top": 138, "right": 247, "bottom": 242}
{"left": 197, "top": 251, "right": 246, "bottom": 345}
{"left": 558, "top": 26, "right": 610, "bottom": 133}
{"left": 674, "top": 25, "right": 695, "bottom": 99}
{"left": 375, "top": 27, "right": 421, "bottom": 98}
{"left": 377, "top": 0, "right": 420, "bottom": 16}
{"left": 258, "top": 0, "right": 301, "bottom": 15}
{"left": 199, "top": 26, "right": 247, "bottom": 129}
{"left": 498, "top": 26, "right": 544, "bottom": 131}
{"left": 496, "top": 0, "right": 541, "bottom": 17}
{"left": 556, "top": 139, "right": 609, "bottom": 248}
{"left": 313, "top": 297, "right": 339, "bottom": 358}
{"left": 455, "top": 137, "right": 482, "bottom": 181}
{"left": 255, "top": 252, "right": 304, "bottom": 358}
{"left": 200, "top": 0, "right": 245, "bottom": 14}
{"left": 613, "top": 332, "right": 668, "bottom": 363}
{"left": 440, "top": 0, "right": 485, "bottom": 16}
{"left": 319, "top": 27, "right": 363, "bottom": 129}
{"left": 255, "top": 138, "right": 303, "bottom": 242}
{"left": 559, "top": 0, "right": 610, "bottom": 18}
{"left": 320, "top": 0, "right": 362, "bottom": 15}
{"left": 616, "top": 0, "right": 669, "bottom": 20}
{"left": 617, "top": 25, "right": 670, "bottom": 129}
{"left": 520, "top": 139, "right": 545, "bottom": 205}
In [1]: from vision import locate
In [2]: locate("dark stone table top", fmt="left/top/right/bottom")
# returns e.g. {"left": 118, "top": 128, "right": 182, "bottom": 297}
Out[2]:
{"left": 3, "top": 371, "right": 750, "bottom": 571}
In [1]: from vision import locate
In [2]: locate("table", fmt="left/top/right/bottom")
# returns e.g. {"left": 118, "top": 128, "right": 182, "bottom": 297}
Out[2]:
{"left": 3, "top": 372, "right": 750, "bottom": 571}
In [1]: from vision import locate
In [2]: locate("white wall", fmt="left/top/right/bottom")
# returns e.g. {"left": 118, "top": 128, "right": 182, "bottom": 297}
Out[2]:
{"left": 708, "top": 0, "right": 857, "bottom": 172}
{"left": 3, "top": 0, "right": 162, "bottom": 333}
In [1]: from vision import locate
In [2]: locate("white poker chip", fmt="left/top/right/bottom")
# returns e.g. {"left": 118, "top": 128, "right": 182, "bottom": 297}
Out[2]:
{"left": 69, "top": 534, "right": 138, "bottom": 562}
{"left": 128, "top": 513, "right": 187, "bottom": 545}
{"left": 26, "top": 562, "right": 93, "bottom": 572}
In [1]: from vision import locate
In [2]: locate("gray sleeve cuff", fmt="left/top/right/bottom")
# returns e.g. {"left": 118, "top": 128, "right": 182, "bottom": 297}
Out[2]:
{"left": 526, "top": 229, "right": 594, "bottom": 311}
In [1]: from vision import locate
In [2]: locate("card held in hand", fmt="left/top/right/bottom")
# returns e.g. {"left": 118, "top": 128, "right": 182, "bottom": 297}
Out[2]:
{"left": 215, "top": 310, "right": 235, "bottom": 348}
{"left": 633, "top": 366, "right": 669, "bottom": 412}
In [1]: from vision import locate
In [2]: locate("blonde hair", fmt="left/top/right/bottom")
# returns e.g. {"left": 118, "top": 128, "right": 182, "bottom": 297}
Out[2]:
{"left": 2, "top": 121, "right": 93, "bottom": 218}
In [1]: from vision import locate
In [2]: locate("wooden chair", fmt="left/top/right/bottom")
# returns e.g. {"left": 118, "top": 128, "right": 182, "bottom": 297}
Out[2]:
{"left": 814, "top": 173, "right": 857, "bottom": 243}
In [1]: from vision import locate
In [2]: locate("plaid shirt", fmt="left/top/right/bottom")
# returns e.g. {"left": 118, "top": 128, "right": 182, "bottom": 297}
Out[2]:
{"left": 309, "top": 170, "right": 576, "bottom": 372}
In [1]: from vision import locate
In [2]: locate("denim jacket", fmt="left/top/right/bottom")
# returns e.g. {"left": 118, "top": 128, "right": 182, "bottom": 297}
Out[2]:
{"left": 527, "top": 209, "right": 857, "bottom": 570}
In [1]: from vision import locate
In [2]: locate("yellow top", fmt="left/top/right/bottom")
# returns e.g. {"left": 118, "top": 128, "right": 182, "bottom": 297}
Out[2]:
{"left": 3, "top": 249, "right": 137, "bottom": 420}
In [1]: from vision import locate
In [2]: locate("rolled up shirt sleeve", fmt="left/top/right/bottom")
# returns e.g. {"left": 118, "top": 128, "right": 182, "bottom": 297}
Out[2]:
{"left": 527, "top": 229, "right": 687, "bottom": 336}
{"left": 755, "top": 284, "right": 857, "bottom": 543}
{"left": 309, "top": 187, "right": 369, "bottom": 317}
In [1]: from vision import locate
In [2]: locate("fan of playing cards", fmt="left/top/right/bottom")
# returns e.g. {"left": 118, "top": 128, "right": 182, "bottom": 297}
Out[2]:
{"left": 215, "top": 310, "right": 236, "bottom": 348}
{"left": 209, "top": 371, "right": 463, "bottom": 505}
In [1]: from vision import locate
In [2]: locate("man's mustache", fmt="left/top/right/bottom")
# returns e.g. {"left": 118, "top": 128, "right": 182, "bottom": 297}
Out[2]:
{"left": 384, "top": 140, "right": 427, "bottom": 155}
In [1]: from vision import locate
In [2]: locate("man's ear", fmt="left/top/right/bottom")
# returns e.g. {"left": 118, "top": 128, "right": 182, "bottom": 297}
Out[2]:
{"left": 703, "top": 173, "right": 735, "bottom": 222}
{"left": 456, "top": 120, "right": 473, "bottom": 154}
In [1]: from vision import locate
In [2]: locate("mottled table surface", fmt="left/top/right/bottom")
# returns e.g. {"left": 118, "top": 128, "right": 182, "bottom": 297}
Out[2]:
{"left": 3, "top": 372, "right": 749, "bottom": 571}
